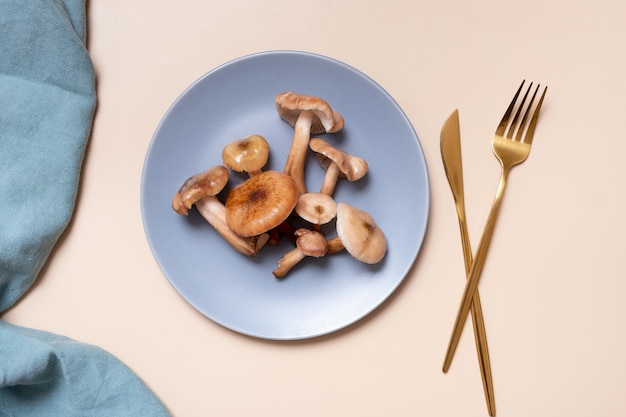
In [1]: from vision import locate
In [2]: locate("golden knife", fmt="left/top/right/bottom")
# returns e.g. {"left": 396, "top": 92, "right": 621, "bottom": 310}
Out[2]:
{"left": 440, "top": 109, "right": 495, "bottom": 416}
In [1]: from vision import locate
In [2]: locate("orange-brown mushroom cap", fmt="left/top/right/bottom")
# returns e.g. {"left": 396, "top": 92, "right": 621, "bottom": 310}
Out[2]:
{"left": 172, "top": 165, "right": 229, "bottom": 215}
{"left": 225, "top": 170, "right": 298, "bottom": 237}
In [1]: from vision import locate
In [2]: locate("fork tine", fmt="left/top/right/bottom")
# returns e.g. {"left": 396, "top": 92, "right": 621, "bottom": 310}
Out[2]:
{"left": 507, "top": 82, "right": 533, "bottom": 139}
{"left": 495, "top": 80, "right": 526, "bottom": 136}
{"left": 514, "top": 84, "right": 540, "bottom": 141}
{"left": 521, "top": 85, "right": 548, "bottom": 145}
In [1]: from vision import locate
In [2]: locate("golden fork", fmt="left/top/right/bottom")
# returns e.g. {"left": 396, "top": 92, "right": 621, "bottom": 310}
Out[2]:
{"left": 443, "top": 81, "right": 548, "bottom": 372}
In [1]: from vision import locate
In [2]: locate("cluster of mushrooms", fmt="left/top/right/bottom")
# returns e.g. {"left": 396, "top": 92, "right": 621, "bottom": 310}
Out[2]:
{"left": 172, "top": 91, "right": 387, "bottom": 278}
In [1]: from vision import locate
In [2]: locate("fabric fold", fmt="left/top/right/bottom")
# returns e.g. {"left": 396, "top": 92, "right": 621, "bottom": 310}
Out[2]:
{"left": 0, "top": 322, "right": 171, "bottom": 416}
{"left": 0, "top": 0, "right": 95, "bottom": 313}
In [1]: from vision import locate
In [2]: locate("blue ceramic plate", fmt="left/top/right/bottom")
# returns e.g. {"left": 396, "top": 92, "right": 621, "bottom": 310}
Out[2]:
{"left": 141, "top": 51, "right": 429, "bottom": 340}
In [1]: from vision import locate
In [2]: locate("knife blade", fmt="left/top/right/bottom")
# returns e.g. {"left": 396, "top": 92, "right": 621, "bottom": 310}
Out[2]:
{"left": 440, "top": 109, "right": 496, "bottom": 416}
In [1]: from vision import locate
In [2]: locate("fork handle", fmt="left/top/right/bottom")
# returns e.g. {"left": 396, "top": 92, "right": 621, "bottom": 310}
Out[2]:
{"left": 443, "top": 168, "right": 510, "bottom": 373}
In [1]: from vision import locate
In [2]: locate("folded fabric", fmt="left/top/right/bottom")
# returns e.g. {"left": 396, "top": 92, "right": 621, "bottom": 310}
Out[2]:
{"left": 0, "top": 322, "right": 172, "bottom": 416}
{"left": 0, "top": 0, "right": 94, "bottom": 312}
{"left": 1, "top": 1, "right": 171, "bottom": 415}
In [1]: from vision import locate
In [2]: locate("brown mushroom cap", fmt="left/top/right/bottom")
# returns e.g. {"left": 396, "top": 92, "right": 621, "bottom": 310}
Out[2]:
{"left": 309, "top": 138, "right": 368, "bottom": 182}
{"left": 225, "top": 170, "right": 298, "bottom": 237}
{"left": 221, "top": 134, "right": 270, "bottom": 175}
{"left": 295, "top": 192, "right": 337, "bottom": 225}
{"left": 294, "top": 228, "right": 328, "bottom": 258}
{"left": 335, "top": 202, "right": 387, "bottom": 264}
{"left": 275, "top": 92, "right": 344, "bottom": 134}
{"left": 172, "top": 165, "right": 229, "bottom": 215}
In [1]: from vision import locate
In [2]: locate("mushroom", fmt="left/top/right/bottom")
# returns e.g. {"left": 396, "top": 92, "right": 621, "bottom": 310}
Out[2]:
{"left": 309, "top": 138, "right": 368, "bottom": 196}
{"left": 225, "top": 170, "right": 298, "bottom": 237}
{"left": 326, "top": 203, "right": 387, "bottom": 264}
{"left": 275, "top": 92, "right": 344, "bottom": 196}
{"left": 294, "top": 192, "right": 337, "bottom": 232}
{"left": 221, "top": 134, "right": 270, "bottom": 177}
{"left": 172, "top": 165, "right": 269, "bottom": 256}
{"left": 273, "top": 229, "right": 328, "bottom": 278}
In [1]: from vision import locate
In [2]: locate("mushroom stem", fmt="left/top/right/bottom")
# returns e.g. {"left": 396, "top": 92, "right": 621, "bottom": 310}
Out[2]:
{"left": 268, "top": 220, "right": 297, "bottom": 246}
{"left": 319, "top": 162, "right": 341, "bottom": 196}
{"left": 268, "top": 228, "right": 281, "bottom": 246}
{"left": 273, "top": 247, "right": 306, "bottom": 278}
{"left": 326, "top": 236, "right": 344, "bottom": 254}
{"left": 195, "top": 196, "right": 268, "bottom": 256}
{"left": 283, "top": 110, "right": 313, "bottom": 196}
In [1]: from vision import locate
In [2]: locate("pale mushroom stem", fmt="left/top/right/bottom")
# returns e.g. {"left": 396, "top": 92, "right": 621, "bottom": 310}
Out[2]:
{"left": 326, "top": 236, "right": 344, "bottom": 254}
{"left": 195, "top": 196, "right": 268, "bottom": 256}
{"left": 319, "top": 162, "right": 341, "bottom": 196}
{"left": 273, "top": 247, "right": 306, "bottom": 278}
{"left": 283, "top": 110, "right": 313, "bottom": 196}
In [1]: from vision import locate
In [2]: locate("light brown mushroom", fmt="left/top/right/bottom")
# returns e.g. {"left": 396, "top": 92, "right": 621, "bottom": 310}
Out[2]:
{"left": 221, "top": 134, "right": 270, "bottom": 177}
{"left": 294, "top": 192, "right": 337, "bottom": 232}
{"left": 172, "top": 165, "right": 269, "bottom": 256}
{"left": 275, "top": 92, "right": 344, "bottom": 196}
{"left": 225, "top": 170, "right": 298, "bottom": 237}
{"left": 309, "top": 138, "right": 368, "bottom": 196}
{"left": 273, "top": 229, "right": 328, "bottom": 278}
{"left": 326, "top": 203, "right": 387, "bottom": 264}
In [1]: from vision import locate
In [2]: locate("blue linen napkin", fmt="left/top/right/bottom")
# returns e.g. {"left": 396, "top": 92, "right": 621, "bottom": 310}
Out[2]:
{"left": 0, "top": 321, "right": 171, "bottom": 416}
{"left": 1, "top": 1, "right": 171, "bottom": 415}
{"left": 0, "top": 0, "right": 93, "bottom": 312}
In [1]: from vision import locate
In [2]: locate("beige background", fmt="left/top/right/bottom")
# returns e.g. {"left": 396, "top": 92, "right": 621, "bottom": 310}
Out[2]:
{"left": 5, "top": 0, "right": 626, "bottom": 416}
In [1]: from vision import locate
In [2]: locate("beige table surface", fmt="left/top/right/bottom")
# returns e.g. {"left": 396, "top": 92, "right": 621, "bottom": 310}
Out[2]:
{"left": 4, "top": 0, "right": 626, "bottom": 416}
